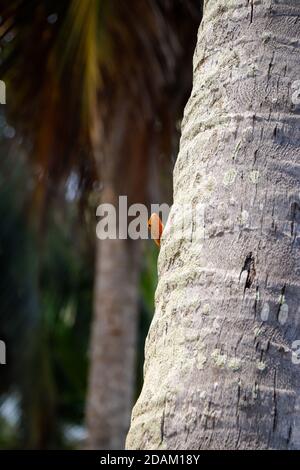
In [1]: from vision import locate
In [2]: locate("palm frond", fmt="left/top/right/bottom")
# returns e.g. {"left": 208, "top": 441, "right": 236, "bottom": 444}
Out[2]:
{"left": 0, "top": 0, "right": 202, "bottom": 201}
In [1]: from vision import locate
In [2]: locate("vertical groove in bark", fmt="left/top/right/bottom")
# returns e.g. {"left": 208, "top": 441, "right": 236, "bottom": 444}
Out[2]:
{"left": 86, "top": 185, "right": 141, "bottom": 449}
{"left": 127, "top": 0, "right": 300, "bottom": 450}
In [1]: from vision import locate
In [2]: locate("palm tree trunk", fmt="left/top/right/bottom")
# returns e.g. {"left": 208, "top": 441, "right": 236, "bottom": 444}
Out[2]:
{"left": 86, "top": 185, "right": 141, "bottom": 449}
{"left": 127, "top": 0, "right": 300, "bottom": 450}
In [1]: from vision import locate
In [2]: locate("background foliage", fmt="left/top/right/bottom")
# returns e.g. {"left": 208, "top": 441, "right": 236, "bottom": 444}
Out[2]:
{"left": 0, "top": 0, "right": 201, "bottom": 448}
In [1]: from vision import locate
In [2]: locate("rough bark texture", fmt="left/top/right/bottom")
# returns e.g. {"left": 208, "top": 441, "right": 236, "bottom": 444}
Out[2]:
{"left": 127, "top": 0, "right": 300, "bottom": 450}
{"left": 86, "top": 184, "right": 140, "bottom": 449}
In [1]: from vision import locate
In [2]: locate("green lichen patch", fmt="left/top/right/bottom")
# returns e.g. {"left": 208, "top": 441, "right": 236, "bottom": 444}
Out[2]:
{"left": 256, "top": 360, "right": 267, "bottom": 371}
{"left": 211, "top": 349, "right": 227, "bottom": 367}
{"left": 228, "top": 357, "right": 242, "bottom": 371}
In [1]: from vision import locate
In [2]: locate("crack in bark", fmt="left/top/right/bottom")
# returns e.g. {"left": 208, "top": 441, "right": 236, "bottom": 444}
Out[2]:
{"left": 267, "top": 52, "right": 275, "bottom": 82}
{"left": 290, "top": 201, "right": 299, "bottom": 239}
{"left": 287, "top": 424, "right": 292, "bottom": 446}
{"left": 254, "top": 285, "right": 260, "bottom": 316}
{"left": 273, "top": 370, "right": 278, "bottom": 432}
{"left": 276, "top": 284, "right": 286, "bottom": 320}
{"left": 160, "top": 397, "right": 167, "bottom": 447}
{"left": 240, "top": 252, "right": 256, "bottom": 292}
{"left": 249, "top": 0, "right": 254, "bottom": 24}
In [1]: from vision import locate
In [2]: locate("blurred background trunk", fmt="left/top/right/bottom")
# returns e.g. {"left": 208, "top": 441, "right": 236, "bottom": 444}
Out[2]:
{"left": 85, "top": 106, "right": 149, "bottom": 449}
{"left": 86, "top": 223, "right": 141, "bottom": 449}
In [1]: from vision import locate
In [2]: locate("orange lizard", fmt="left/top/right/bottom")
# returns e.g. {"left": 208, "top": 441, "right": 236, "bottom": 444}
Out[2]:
{"left": 148, "top": 213, "right": 164, "bottom": 247}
